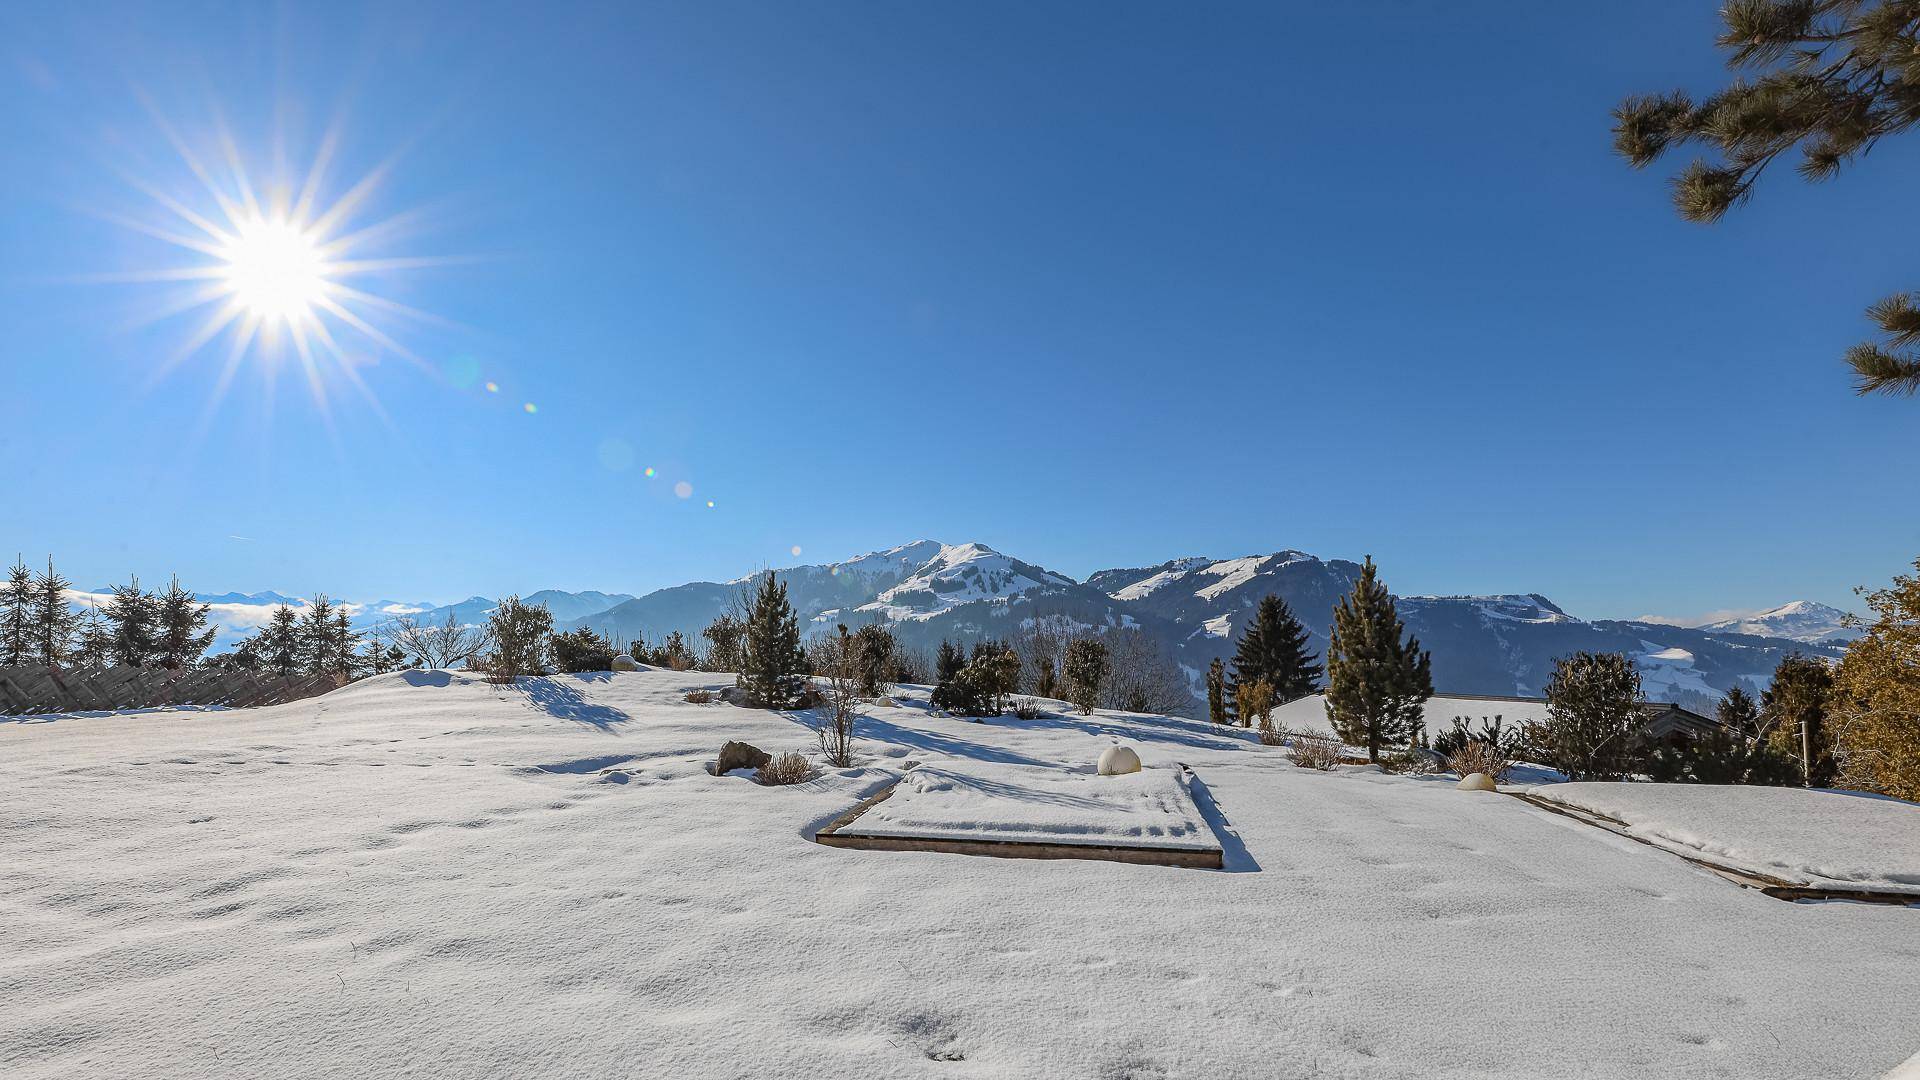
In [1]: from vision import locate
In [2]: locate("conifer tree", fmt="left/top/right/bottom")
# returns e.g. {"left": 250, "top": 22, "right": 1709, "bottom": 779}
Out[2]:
{"left": 930, "top": 639, "right": 968, "bottom": 711}
{"left": 1226, "top": 594, "right": 1321, "bottom": 721}
{"left": 104, "top": 576, "right": 158, "bottom": 667}
{"left": 1324, "top": 557, "right": 1433, "bottom": 762}
{"left": 481, "top": 595, "right": 554, "bottom": 681}
{"left": 73, "top": 602, "right": 116, "bottom": 667}
{"left": 332, "top": 609, "right": 360, "bottom": 676}
{"left": 0, "top": 556, "right": 34, "bottom": 665}
{"left": 1716, "top": 685, "right": 1764, "bottom": 742}
{"left": 738, "top": 572, "right": 805, "bottom": 708}
{"left": 1205, "top": 657, "right": 1227, "bottom": 725}
{"left": 1612, "top": 1, "right": 1920, "bottom": 396}
{"left": 255, "top": 605, "right": 302, "bottom": 676}
{"left": 155, "top": 576, "right": 216, "bottom": 670}
{"left": 300, "top": 596, "right": 340, "bottom": 676}
{"left": 30, "top": 558, "right": 79, "bottom": 667}
{"left": 1763, "top": 651, "right": 1837, "bottom": 786}
{"left": 1540, "top": 651, "right": 1645, "bottom": 782}
{"left": 1062, "top": 637, "right": 1110, "bottom": 716}
{"left": 701, "top": 614, "right": 746, "bottom": 673}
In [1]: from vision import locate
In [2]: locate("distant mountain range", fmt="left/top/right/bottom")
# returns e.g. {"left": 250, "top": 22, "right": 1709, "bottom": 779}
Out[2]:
{"left": 135, "top": 539, "right": 1848, "bottom": 714}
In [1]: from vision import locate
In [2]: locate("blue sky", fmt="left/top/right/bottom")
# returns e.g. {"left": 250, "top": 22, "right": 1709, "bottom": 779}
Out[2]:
{"left": 2, "top": 1, "right": 1915, "bottom": 620}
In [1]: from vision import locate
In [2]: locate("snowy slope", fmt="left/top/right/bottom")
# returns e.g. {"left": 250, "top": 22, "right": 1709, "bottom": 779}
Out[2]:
{"left": 5, "top": 671, "right": 1918, "bottom": 1079}
{"left": 856, "top": 542, "right": 1075, "bottom": 622}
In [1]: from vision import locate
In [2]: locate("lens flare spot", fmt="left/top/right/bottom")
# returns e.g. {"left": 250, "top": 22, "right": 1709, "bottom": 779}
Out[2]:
{"left": 673, "top": 481, "right": 693, "bottom": 499}
{"left": 523, "top": 402, "right": 537, "bottom": 414}
{"left": 643, "top": 466, "right": 656, "bottom": 478}
{"left": 485, "top": 381, "right": 499, "bottom": 393}
{"left": 706, "top": 500, "right": 715, "bottom": 508}
{"left": 790, "top": 545, "right": 803, "bottom": 557}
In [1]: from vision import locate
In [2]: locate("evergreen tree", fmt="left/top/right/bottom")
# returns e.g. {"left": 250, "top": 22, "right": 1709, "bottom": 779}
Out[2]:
{"left": 30, "top": 557, "right": 78, "bottom": 667}
{"left": 1763, "top": 651, "right": 1837, "bottom": 786}
{"left": 332, "top": 609, "right": 360, "bottom": 676}
{"left": 1716, "top": 685, "right": 1764, "bottom": 742}
{"left": 1540, "top": 651, "right": 1645, "bottom": 782}
{"left": 72, "top": 602, "right": 116, "bottom": 667}
{"left": 930, "top": 639, "right": 968, "bottom": 712}
{"left": 738, "top": 572, "right": 805, "bottom": 708}
{"left": 1226, "top": 594, "right": 1321, "bottom": 721}
{"left": 1323, "top": 558, "right": 1433, "bottom": 762}
{"left": 1612, "top": 1, "right": 1920, "bottom": 396}
{"left": 255, "top": 605, "right": 302, "bottom": 677}
{"left": 155, "top": 576, "right": 216, "bottom": 670}
{"left": 851, "top": 623, "right": 896, "bottom": 695}
{"left": 480, "top": 595, "right": 553, "bottom": 681}
{"left": 300, "top": 596, "right": 340, "bottom": 676}
{"left": 1062, "top": 637, "right": 1109, "bottom": 716}
{"left": 0, "top": 556, "right": 33, "bottom": 665}
{"left": 551, "top": 626, "right": 617, "bottom": 673}
{"left": 1205, "top": 657, "right": 1227, "bottom": 725}
{"left": 701, "top": 614, "right": 745, "bottom": 673}
{"left": 103, "top": 576, "right": 158, "bottom": 667}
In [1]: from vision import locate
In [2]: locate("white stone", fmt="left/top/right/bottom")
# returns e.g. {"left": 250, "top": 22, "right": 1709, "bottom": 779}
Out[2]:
{"left": 1097, "top": 745, "right": 1142, "bottom": 776}
{"left": 1456, "top": 772, "right": 1497, "bottom": 791}
{"left": 611, "top": 653, "right": 643, "bottom": 672}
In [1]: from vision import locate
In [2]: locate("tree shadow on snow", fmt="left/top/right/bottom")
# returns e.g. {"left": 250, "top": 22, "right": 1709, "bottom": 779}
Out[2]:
{"left": 516, "top": 677, "right": 630, "bottom": 730}
{"left": 831, "top": 712, "right": 1057, "bottom": 769}
{"left": 401, "top": 669, "right": 453, "bottom": 688}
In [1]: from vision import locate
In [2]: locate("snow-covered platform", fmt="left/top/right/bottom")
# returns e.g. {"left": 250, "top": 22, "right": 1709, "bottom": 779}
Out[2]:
{"left": 816, "top": 761, "right": 1224, "bottom": 869}
{"left": 1520, "top": 782, "right": 1920, "bottom": 902}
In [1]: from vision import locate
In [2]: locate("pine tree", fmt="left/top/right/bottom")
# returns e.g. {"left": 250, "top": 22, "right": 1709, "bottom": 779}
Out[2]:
{"left": 332, "top": 609, "right": 360, "bottom": 677}
{"left": 1763, "top": 651, "right": 1837, "bottom": 786}
{"left": 73, "top": 602, "right": 116, "bottom": 667}
{"left": 1062, "top": 637, "right": 1109, "bottom": 716}
{"left": 0, "top": 556, "right": 34, "bottom": 665}
{"left": 29, "top": 557, "right": 78, "bottom": 667}
{"left": 1323, "top": 558, "right": 1433, "bottom": 762}
{"left": 255, "top": 605, "right": 302, "bottom": 676}
{"left": 1716, "top": 685, "right": 1763, "bottom": 742}
{"left": 1612, "top": 2, "right": 1920, "bottom": 396}
{"left": 1205, "top": 657, "right": 1227, "bottom": 725}
{"left": 155, "top": 576, "right": 216, "bottom": 670}
{"left": 1540, "top": 652, "right": 1645, "bottom": 782}
{"left": 930, "top": 639, "right": 968, "bottom": 712}
{"left": 701, "top": 614, "right": 745, "bottom": 673}
{"left": 738, "top": 572, "right": 805, "bottom": 708}
{"left": 104, "top": 576, "right": 158, "bottom": 667}
{"left": 300, "top": 596, "right": 340, "bottom": 676}
{"left": 1225, "top": 594, "right": 1321, "bottom": 721}
{"left": 481, "top": 595, "right": 554, "bottom": 682}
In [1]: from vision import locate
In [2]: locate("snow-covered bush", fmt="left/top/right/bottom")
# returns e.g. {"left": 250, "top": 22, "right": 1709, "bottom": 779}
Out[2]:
{"left": 756, "top": 752, "right": 814, "bottom": 786}
{"left": 1289, "top": 730, "right": 1342, "bottom": 771}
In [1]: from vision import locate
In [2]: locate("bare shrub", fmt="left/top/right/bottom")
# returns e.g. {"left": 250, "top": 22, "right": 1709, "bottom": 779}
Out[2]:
{"left": 1289, "top": 729, "right": 1343, "bottom": 771}
{"left": 380, "top": 611, "right": 484, "bottom": 669}
{"left": 816, "top": 626, "right": 862, "bottom": 768}
{"left": 1389, "top": 747, "right": 1443, "bottom": 775}
{"left": 1258, "top": 721, "right": 1288, "bottom": 747}
{"left": 683, "top": 688, "right": 714, "bottom": 704}
{"left": 1101, "top": 626, "right": 1194, "bottom": 716}
{"left": 1445, "top": 739, "right": 1514, "bottom": 782}
{"left": 756, "top": 751, "right": 814, "bottom": 786}
{"left": 1012, "top": 697, "right": 1044, "bottom": 720}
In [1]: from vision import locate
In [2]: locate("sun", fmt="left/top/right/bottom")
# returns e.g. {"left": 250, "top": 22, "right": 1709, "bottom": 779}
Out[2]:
{"left": 219, "top": 216, "right": 330, "bottom": 323}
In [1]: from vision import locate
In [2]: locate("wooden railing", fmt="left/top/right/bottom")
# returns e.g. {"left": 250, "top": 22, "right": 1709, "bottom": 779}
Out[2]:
{"left": 0, "top": 664, "right": 348, "bottom": 716}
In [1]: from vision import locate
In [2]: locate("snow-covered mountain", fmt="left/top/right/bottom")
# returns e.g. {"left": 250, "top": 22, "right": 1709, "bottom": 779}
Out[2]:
{"left": 153, "top": 540, "right": 1844, "bottom": 713}
{"left": 1696, "top": 601, "right": 1860, "bottom": 645}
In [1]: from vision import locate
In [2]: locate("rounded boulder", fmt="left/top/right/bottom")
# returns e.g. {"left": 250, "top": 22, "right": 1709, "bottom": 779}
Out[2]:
{"left": 1097, "top": 745, "right": 1142, "bottom": 776}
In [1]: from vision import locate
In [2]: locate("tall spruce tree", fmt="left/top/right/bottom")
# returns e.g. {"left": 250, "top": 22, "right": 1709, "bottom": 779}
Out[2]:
{"left": 1763, "top": 651, "right": 1837, "bottom": 786}
{"left": 1612, "top": 1, "right": 1920, "bottom": 396}
{"left": 738, "top": 572, "right": 805, "bottom": 708}
{"left": 1062, "top": 637, "right": 1109, "bottom": 716}
{"left": 256, "top": 605, "right": 302, "bottom": 676}
{"left": 30, "top": 558, "right": 79, "bottom": 667}
{"left": 1716, "top": 684, "right": 1764, "bottom": 742}
{"left": 104, "top": 576, "right": 158, "bottom": 667}
{"left": 1205, "top": 657, "right": 1227, "bottom": 725}
{"left": 1540, "top": 652, "right": 1646, "bottom": 782}
{"left": 73, "top": 602, "right": 116, "bottom": 667}
{"left": 1225, "top": 594, "right": 1321, "bottom": 722}
{"left": 155, "top": 576, "right": 216, "bottom": 670}
{"left": 0, "top": 556, "right": 33, "bottom": 665}
{"left": 300, "top": 596, "right": 340, "bottom": 676}
{"left": 1324, "top": 557, "right": 1433, "bottom": 762}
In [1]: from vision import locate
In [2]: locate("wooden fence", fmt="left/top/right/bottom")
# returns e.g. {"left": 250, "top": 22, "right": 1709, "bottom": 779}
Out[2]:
{"left": 0, "top": 664, "right": 349, "bottom": 716}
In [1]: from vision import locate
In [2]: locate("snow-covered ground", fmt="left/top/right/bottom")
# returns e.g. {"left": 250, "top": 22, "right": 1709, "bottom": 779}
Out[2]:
{"left": 5, "top": 670, "right": 1918, "bottom": 1079}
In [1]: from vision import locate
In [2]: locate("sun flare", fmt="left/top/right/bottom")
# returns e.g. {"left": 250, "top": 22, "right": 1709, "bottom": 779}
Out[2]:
{"left": 219, "top": 216, "right": 330, "bottom": 323}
